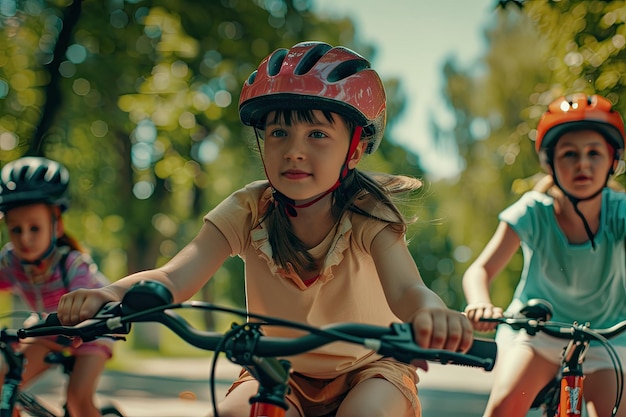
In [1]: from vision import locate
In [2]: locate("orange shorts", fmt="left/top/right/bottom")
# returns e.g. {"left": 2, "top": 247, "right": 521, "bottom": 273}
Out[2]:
{"left": 227, "top": 357, "right": 420, "bottom": 417}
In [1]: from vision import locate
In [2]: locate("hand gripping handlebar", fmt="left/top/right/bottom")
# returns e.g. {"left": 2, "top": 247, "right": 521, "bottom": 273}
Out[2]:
{"left": 19, "top": 280, "right": 497, "bottom": 371}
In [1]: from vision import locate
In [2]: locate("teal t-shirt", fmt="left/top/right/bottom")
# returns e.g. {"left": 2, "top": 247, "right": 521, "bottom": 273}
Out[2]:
{"left": 499, "top": 189, "right": 626, "bottom": 346}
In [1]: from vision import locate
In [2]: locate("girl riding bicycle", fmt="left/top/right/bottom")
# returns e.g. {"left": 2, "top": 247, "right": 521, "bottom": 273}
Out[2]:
{"left": 463, "top": 93, "right": 626, "bottom": 417}
{"left": 0, "top": 157, "right": 113, "bottom": 417}
{"left": 56, "top": 41, "right": 474, "bottom": 417}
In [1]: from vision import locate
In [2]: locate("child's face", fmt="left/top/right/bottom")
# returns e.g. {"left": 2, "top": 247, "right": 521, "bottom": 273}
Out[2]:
{"left": 552, "top": 129, "right": 614, "bottom": 198}
{"left": 262, "top": 110, "right": 365, "bottom": 202}
{"left": 5, "top": 203, "right": 56, "bottom": 263}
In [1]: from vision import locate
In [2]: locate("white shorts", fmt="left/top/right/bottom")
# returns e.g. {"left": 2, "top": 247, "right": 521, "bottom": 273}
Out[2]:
{"left": 496, "top": 325, "right": 626, "bottom": 374}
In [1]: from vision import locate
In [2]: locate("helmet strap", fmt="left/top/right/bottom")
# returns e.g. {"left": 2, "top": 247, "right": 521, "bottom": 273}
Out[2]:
{"left": 255, "top": 126, "right": 363, "bottom": 218}
{"left": 20, "top": 241, "right": 57, "bottom": 267}
{"left": 550, "top": 161, "right": 613, "bottom": 251}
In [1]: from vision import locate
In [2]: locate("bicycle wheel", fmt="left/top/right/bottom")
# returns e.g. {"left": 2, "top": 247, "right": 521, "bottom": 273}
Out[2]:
{"left": 17, "top": 391, "right": 57, "bottom": 417}
{"left": 100, "top": 405, "right": 124, "bottom": 417}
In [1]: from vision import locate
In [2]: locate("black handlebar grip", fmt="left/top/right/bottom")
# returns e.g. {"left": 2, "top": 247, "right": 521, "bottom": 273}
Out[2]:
{"left": 519, "top": 299, "right": 553, "bottom": 321}
{"left": 21, "top": 313, "right": 62, "bottom": 331}
{"left": 466, "top": 338, "right": 497, "bottom": 368}
{"left": 45, "top": 313, "right": 62, "bottom": 326}
{"left": 122, "top": 280, "right": 174, "bottom": 312}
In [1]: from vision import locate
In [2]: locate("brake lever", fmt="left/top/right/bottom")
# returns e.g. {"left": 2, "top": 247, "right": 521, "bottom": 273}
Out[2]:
{"left": 18, "top": 301, "right": 131, "bottom": 341}
{"left": 68, "top": 302, "right": 131, "bottom": 341}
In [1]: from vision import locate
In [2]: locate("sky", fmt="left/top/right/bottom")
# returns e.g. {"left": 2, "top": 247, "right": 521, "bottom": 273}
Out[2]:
{"left": 312, "top": 0, "right": 495, "bottom": 180}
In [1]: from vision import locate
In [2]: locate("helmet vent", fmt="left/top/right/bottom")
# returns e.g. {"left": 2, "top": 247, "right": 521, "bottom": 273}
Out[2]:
{"left": 33, "top": 166, "right": 48, "bottom": 182}
{"left": 294, "top": 43, "right": 332, "bottom": 75}
{"left": 18, "top": 167, "right": 30, "bottom": 182}
{"left": 327, "top": 59, "right": 370, "bottom": 82}
{"left": 267, "top": 49, "right": 288, "bottom": 76}
{"left": 246, "top": 70, "right": 257, "bottom": 85}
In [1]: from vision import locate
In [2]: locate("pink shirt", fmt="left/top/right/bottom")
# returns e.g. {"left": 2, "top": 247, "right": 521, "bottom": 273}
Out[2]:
{"left": 206, "top": 181, "right": 402, "bottom": 378}
{"left": 0, "top": 245, "right": 109, "bottom": 312}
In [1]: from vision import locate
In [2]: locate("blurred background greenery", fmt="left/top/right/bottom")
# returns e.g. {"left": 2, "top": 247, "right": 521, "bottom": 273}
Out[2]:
{"left": 1, "top": 0, "right": 626, "bottom": 349}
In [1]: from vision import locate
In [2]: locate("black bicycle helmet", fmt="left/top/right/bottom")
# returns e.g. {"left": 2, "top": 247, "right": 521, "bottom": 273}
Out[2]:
{"left": 0, "top": 157, "right": 70, "bottom": 214}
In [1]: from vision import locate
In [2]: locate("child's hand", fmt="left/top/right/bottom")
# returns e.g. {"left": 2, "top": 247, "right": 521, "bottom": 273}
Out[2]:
{"left": 463, "top": 302, "right": 503, "bottom": 332}
{"left": 22, "top": 312, "right": 44, "bottom": 328}
{"left": 410, "top": 308, "right": 474, "bottom": 353}
{"left": 57, "top": 287, "right": 121, "bottom": 325}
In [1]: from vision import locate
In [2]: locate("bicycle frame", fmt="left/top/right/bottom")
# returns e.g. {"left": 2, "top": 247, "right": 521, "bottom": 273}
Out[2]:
{"left": 19, "top": 280, "right": 498, "bottom": 417}
{"left": 0, "top": 323, "right": 124, "bottom": 417}
{"left": 1, "top": 327, "right": 26, "bottom": 417}
{"left": 557, "top": 337, "right": 587, "bottom": 417}
{"left": 483, "top": 302, "right": 626, "bottom": 417}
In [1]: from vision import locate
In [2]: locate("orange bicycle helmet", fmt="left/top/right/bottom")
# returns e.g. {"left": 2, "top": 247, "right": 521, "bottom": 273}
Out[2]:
{"left": 535, "top": 93, "right": 625, "bottom": 153}
{"left": 239, "top": 41, "right": 386, "bottom": 153}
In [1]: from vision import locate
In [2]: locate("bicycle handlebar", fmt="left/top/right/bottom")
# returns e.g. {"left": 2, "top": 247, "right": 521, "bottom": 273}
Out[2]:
{"left": 480, "top": 299, "right": 626, "bottom": 416}
{"left": 18, "top": 281, "right": 497, "bottom": 371}
{"left": 483, "top": 316, "right": 626, "bottom": 340}
{"left": 480, "top": 298, "right": 626, "bottom": 341}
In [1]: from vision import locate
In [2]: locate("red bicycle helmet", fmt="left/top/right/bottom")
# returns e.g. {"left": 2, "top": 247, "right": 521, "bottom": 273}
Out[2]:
{"left": 239, "top": 41, "right": 386, "bottom": 153}
{"left": 535, "top": 93, "right": 625, "bottom": 153}
{"left": 0, "top": 156, "right": 70, "bottom": 213}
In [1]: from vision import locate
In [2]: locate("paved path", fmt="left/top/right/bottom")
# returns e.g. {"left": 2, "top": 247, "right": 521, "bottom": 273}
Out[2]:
{"left": 27, "top": 358, "right": 546, "bottom": 417}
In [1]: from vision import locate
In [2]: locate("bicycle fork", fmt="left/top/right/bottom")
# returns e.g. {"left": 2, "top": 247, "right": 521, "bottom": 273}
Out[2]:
{"left": 557, "top": 338, "right": 587, "bottom": 417}
{"left": 0, "top": 337, "right": 24, "bottom": 417}
{"left": 559, "top": 372, "right": 584, "bottom": 416}
{"left": 0, "top": 379, "right": 20, "bottom": 417}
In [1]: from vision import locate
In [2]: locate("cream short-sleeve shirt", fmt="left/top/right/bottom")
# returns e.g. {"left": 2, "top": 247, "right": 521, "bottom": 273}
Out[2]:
{"left": 206, "top": 181, "right": 403, "bottom": 378}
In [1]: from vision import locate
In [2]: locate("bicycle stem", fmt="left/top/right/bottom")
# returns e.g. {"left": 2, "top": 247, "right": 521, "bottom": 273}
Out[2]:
{"left": 225, "top": 324, "right": 290, "bottom": 414}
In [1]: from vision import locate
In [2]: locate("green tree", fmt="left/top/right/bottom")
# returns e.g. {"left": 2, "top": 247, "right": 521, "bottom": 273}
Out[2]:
{"left": 411, "top": 5, "right": 551, "bottom": 309}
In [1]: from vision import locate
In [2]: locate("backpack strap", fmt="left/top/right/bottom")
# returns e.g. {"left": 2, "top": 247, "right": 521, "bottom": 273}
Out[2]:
{"left": 59, "top": 250, "right": 71, "bottom": 291}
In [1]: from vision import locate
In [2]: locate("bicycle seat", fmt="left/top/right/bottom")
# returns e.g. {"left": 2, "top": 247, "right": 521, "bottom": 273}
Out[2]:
{"left": 519, "top": 299, "right": 553, "bottom": 321}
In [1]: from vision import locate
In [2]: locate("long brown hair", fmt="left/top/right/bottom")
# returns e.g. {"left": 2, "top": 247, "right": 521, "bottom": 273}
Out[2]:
{"left": 57, "top": 233, "right": 84, "bottom": 253}
{"left": 257, "top": 109, "right": 422, "bottom": 275}
{"left": 50, "top": 205, "right": 85, "bottom": 253}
